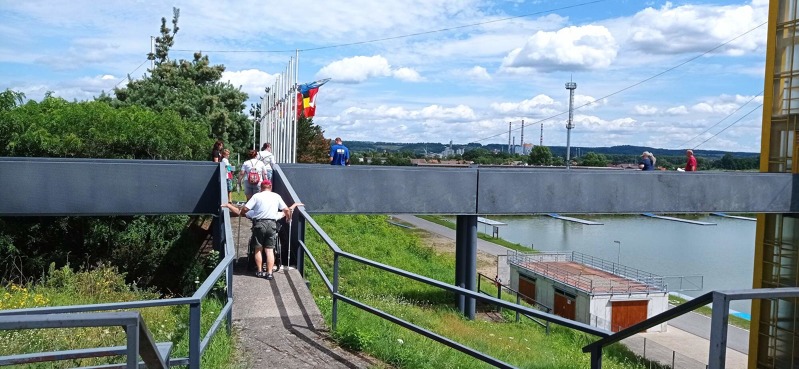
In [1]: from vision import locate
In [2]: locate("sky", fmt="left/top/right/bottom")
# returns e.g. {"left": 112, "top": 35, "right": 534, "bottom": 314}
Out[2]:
{"left": 0, "top": 0, "right": 770, "bottom": 152}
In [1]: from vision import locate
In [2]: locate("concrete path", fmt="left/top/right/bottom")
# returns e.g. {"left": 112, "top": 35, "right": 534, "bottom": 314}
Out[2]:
{"left": 230, "top": 217, "right": 380, "bottom": 369}
{"left": 391, "top": 214, "right": 750, "bottom": 368}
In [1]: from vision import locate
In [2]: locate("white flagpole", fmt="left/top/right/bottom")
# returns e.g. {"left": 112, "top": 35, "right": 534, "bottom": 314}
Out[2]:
{"left": 293, "top": 50, "right": 299, "bottom": 163}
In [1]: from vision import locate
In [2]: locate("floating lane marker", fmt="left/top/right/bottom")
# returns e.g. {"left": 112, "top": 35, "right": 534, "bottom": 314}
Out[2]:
{"left": 642, "top": 213, "right": 717, "bottom": 226}
{"left": 710, "top": 212, "right": 756, "bottom": 221}
{"left": 546, "top": 213, "right": 603, "bottom": 225}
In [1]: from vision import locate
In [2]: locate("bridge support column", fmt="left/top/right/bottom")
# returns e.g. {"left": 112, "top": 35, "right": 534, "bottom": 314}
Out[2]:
{"left": 456, "top": 215, "right": 477, "bottom": 319}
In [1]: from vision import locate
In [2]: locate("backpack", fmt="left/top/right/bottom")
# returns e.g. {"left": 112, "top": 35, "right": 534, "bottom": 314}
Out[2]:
{"left": 246, "top": 160, "right": 261, "bottom": 184}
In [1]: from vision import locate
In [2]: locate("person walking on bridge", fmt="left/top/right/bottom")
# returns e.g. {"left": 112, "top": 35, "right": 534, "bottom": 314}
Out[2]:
{"left": 684, "top": 149, "right": 697, "bottom": 172}
{"left": 329, "top": 137, "right": 350, "bottom": 166}
{"left": 222, "top": 180, "right": 301, "bottom": 280}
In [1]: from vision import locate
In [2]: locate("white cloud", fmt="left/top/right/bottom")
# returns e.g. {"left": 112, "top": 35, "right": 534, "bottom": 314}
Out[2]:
{"left": 491, "top": 94, "right": 558, "bottom": 114}
{"left": 393, "top": 67, "right": 423, "bottom": 82}
{"left": 465, "top": 66, "right": 491, "bottom": 81}
{"left": 316, "top": 55, "right": 420, "bottom": 83}
{"left": 666, "top": 106, "right": 689, "bottom": 115}
{"left": 635, "top": 105, "right": 659, "bottom": 115}
{"left": 502, "top": 25, "right": 619, "bottom": 72}
{"left": 627, "top": 1, "right": 767, "bottom": 55}
{"left": 342, "top": 104, "right": 476, "bottom": 121}
{"left": 222, "top": 69, "right": 278, "bottom": 97}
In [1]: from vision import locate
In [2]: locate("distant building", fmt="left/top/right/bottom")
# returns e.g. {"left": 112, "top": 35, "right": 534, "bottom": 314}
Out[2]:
{"left": 508, "top": 251, "right": 668, "bottom": 332}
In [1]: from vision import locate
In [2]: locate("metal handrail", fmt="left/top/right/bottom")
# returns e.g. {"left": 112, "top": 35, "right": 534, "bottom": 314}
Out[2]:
{"left": 294, "top": 206, "right": 609, "bottom": 369}
{"left": 582, "top": 288, "right": 799, "bottom": 368}
{"left": 0, "top": 166, "right": 237, "bottom": 369}
{"left": 0, "top": 312, "right": 167, "bottom": 368}
{"left": 476, "top": 273, "right": 551, "bottom": 334}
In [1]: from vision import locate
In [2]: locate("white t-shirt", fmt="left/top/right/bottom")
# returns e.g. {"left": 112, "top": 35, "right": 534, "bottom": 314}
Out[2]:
{"left": 258, "top": 150, "right": 275, "bottom": 169}
{"left": 240, "top": 159, "right": 267, "bottom": 181}
{"left": 244, "top": 191, "right": 287, "bottom": 220}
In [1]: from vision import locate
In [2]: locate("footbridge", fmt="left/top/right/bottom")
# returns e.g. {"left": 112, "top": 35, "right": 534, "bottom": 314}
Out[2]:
{"left": 2, "top": 157, "right": 799, "bottom": 368}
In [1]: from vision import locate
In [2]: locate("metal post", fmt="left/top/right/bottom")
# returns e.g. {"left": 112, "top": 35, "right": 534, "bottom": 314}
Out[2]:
{"left": 126, "top": 322, "right": 139, "bottom": 368}
{"left": 589, "top": 346, "right": 602, "bottom": 369}
{"left": 708, "top": 292, "right": 730, "bottom": 368}
{"left": 189, "top": 302, "right": 201, "bottom": 369}
{"left": 497, "top": 280, "right": 502, "bottom": 314}
{"left": 332, "top": 254, "right": 340, "bottom": 331}
{"left": 516, "top": 295, "right": 521, "bottom": 322}
{"left": 456, "top": 216, "right": 466, "bottom": 314}
{"left": 464, "top": 215, "right": 477, "bottom": 320}
{"left": 297, "top": 217, "right": 306, "bottom": 276}
{"left": 565, "top": 81, "right": 577, "bottom": 169}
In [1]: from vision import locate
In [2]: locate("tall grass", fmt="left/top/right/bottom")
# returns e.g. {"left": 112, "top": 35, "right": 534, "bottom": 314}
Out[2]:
{"left": 0, "top": 264, "right": 242, "bottom": 368}
{"left": 304, "top": 214, "right": 663, "bottom": 369}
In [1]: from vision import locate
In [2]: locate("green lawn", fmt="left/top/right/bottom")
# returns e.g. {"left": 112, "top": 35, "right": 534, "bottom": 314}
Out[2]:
{"left": 302, "top": 214, "right": 668, "bottom": 369}
{"left": 416, "top": 215, "right": 533, "bottom": 252}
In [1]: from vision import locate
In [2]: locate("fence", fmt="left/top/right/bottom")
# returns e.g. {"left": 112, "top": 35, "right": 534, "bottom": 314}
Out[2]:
{"left": 476, "top": 273, "right": 552, "bottom": 334}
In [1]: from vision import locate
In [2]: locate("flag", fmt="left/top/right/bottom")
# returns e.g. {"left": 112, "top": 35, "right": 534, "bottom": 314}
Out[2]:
{"left": 297, "top": 78, "right": 330, "bottom": 118}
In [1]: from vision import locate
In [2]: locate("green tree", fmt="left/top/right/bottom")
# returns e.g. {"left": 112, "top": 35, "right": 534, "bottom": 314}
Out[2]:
{"left": 579, "top": 152, "right": 608, "bottom": 167}
{"left": 114, "top": 8, "right": 251, "bottom": 154}
{"left": 528, "top": 145, "right": 553, "bottom": 165}
{"left": 0, "top": 95, "right": 208, "bottom": 159}
{"left": 0, "top": 89, "right": 25, "bottom": 111}
{"left": 462, "top": 148, "right": 491, "bottom": 162}
{"left": 297, "top": 116, "right": 330, "bottom": 163}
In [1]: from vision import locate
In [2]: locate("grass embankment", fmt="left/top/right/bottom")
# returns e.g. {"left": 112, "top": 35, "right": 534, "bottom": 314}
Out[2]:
{"left": 0, "top": 265, "right": 242, "bottom": 369}
{"left": 668, "top": 295, "right": 750, "bottom": 330}
{"left": 415, "top": 215, "right": 532, "bottom": 252}
{"left": 304, "top": 214, "right": 666, "bottom": 369}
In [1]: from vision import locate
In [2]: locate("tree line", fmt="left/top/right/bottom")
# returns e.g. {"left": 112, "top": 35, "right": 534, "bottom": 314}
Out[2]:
{"left": 0, "top": 8, "right": 329, "bottom": 292}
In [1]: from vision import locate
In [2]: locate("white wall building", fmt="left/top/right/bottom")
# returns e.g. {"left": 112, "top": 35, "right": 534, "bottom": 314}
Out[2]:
{"left": 508, "top": 251, "right": 669, "bottom": 332}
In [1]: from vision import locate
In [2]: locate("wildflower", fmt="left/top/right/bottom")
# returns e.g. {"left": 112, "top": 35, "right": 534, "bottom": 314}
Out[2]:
{"left": 397, "top": 339, "right": 404, "bottom": 344}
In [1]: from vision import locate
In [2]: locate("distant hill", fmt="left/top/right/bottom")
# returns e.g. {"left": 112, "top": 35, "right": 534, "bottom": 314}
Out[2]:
{"left": 346, "top": 141, "right": 758, "bottom": 159}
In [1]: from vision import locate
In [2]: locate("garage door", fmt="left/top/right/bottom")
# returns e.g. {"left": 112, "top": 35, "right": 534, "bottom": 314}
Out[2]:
{"left": 519, "top": 276, "right": 536, "bottom": 304}
{"left": 553, "top": 290, "right": 576, "bottom": 320}
{"left": 611, "top": 300, "right": 648, "bottom": 332}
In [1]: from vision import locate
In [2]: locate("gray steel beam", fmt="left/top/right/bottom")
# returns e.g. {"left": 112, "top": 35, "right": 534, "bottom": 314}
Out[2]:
{"left": 278, "top": 164, "right": 797, "bottom": 214}
{"left": 277, "top": 165, "right": 478, "bottom": 214}
{"left": 0, "top": 158, "right": 220, "bottom": 216}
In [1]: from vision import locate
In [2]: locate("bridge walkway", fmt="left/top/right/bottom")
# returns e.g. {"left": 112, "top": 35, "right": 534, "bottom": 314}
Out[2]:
{"left": 230, "top": 217, "right": 381, "bottom": 369}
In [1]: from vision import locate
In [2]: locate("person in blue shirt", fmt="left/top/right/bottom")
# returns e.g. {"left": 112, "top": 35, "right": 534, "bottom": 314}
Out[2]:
{"left": 639, "top": 151, "right": 655, "bottom": 171}
{"left": 329, "top": 137, "right": 350, "bottom": 166}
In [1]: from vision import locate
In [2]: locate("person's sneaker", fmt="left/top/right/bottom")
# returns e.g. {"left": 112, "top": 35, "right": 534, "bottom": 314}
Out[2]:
{"left": 265, "top": 273, "right": 274, "bottom": 280}
{"left": 255, "top": 271, "right": 265, "bottom": 278}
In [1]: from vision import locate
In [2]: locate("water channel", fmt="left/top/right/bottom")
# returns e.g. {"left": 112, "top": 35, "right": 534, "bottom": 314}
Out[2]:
{"left": 479, "top": 214, "right": 756, "bottom": 315}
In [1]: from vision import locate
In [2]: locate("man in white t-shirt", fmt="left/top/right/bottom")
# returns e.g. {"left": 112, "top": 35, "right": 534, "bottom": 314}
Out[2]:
{"left": 257, "top": 142, "right": 275, "bottom": 181}
{"left": 222, "top": 180, "right": 303, "bottom": 279}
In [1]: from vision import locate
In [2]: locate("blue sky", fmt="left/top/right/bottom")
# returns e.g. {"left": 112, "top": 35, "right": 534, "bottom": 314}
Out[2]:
{"left": 0, "top": 0, "right": 768, "bottom": 152}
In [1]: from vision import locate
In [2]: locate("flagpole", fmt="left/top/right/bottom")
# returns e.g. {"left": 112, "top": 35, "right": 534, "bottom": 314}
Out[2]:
{"left": 293, "top": 49, "right": 299, "bottom": 164}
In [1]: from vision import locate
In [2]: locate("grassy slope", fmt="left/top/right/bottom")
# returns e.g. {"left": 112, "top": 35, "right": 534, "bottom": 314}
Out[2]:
{"left": 303, "top": 214, "right": 664, "bottom": 369}
{"left": 0, "top": 265, "right": 242, "bottom": 369}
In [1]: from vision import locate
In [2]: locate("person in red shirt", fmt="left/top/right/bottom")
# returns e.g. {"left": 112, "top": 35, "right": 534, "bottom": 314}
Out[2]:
{"left": 685, "top": 149, "right": 697, "bottom": 171}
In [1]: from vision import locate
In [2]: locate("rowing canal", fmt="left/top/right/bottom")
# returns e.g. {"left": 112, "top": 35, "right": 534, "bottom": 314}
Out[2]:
{"left": 477, "top": 214, "right": 756, "bottom": 316}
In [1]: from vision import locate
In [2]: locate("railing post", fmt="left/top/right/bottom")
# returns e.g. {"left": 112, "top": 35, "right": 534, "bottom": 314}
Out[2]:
{"left": 515, "top": 295, "right": 520, "bottom": 322}
{"left": 708, "top": 291, "right": 730, "bottom": 369}
{"left": 332, "top": 253, "right": 340, "bottom": 331}
{"left": 126, "top": 321, "right": 139, "bottom": 369}
{"left": 189, "top": 301, "right": 201, "bottom": 369}
{"left": 297, "top": 217, "right": 306, "bottom": 276}
{"left": 589, "top": 346, "right": 602, "bottom": 369}
{"left": 226, "top": 260, "right": 233, "bottom": 335}
{"left": 497, "top": 280, "right": 502, "bottom": 314}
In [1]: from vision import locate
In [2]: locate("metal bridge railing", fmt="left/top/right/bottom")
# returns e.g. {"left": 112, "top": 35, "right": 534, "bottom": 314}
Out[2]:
{"left": 291, "top": 206, "right": 609, "bottom": 369}
{"left": 0, "top": 166, "right": 236, "bottom": 369}
{"left": 476, "top": 273, "right": 552, "bottom": 334}
{"left": 583, "top": 288, "right": 799, "bottom": 368}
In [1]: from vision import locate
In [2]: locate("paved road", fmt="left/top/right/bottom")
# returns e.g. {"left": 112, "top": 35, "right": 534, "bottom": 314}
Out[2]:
{"left": 392, "top": 214, "right": 750, "bottom": 368}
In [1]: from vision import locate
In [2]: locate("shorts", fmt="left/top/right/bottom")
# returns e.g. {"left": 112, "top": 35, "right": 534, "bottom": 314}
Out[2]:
{"left": 250, "top": 219, "right": 278, "bottom": 250}
{"left": 226, "top": 178, "right": 233, "bottom": 192}
{"left": 244, "top": 182, "right": 260, "bottom": 198}
{"left": 265, "top": 169, "right": 273, "bottom": 181}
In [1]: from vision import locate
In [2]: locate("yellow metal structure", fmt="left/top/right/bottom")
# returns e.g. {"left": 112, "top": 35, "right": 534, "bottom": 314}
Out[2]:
{"left": 753, "top": 1, "right": 799, "bottom": 367}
